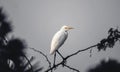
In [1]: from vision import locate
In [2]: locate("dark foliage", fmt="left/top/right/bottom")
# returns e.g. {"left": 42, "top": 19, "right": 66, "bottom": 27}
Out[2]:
{"left": 97, "top": 28, "right": 120, "bottom": 51}
{"left": 6, "top": 38, "right": 26, "bottom": 58}
{"left": 87, "top": 59, "right": 120, "bottom": 72}
{"left": 0, "top": 7, "right": 42, "bottom": 72}
{"left": 0, "top": 7, "right": 6, "bottom": 21}
{"left": 0, "top": 7, "right": 12, "bottom": 38}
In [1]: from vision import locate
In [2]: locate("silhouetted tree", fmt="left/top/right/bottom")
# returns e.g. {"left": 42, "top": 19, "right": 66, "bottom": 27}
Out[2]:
{"left": 0, "top": 7, "right": 42, "bottom": 72}
{"left": 87, "top": 59, "right": 120, "bottom": 72}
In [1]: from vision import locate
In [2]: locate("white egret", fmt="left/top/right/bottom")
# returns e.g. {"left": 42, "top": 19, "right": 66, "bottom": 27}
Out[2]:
{"left": 50, "top": 25, "right": 74, "bottom": 65}
{"left": 50, "top": 25, "right": 74, "bottom": 55}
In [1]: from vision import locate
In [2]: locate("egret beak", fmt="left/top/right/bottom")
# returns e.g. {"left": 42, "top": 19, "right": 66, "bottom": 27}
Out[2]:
{"left": 68, "top": 26, "right": 74, "bottom": 30}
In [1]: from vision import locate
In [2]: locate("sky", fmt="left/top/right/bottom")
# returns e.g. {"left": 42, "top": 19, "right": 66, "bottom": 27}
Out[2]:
{"left": 0, "top": 0, "right": 120, "bottom": 72}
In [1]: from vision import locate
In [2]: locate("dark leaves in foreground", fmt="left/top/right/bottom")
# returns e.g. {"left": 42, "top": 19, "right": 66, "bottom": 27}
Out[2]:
{"left": 97, "top": 28, "right": 120, "bottom": 51}
{"left": 0, "top": 21, "right": 12, "bottom": 38}
{"left": 0, "top": 7, "right": 42, "bottom": 72}
{"left": 6, "top": 38, "right": 26, "bottom": 58}
{"left": 87, "top": 59, "right": 120, "bottom": 72}
{"left": 0, "top": 7, "right": 6, "bottom": 21}
{"left": 8, "top": 56, "right": 43, "bottom": 72}
{"left": 0, "top": 7, "right": 12, "bottom": 38}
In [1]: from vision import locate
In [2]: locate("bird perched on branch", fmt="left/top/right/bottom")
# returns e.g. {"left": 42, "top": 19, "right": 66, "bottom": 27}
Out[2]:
{"left": 50, "top": 25, "right": 74, "bottom": 55}
{"left": 50, "top": 25, "right": 74, "bottom": 66}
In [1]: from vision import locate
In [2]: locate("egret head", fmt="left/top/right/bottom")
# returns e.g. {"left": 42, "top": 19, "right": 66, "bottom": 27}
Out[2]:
{"left": 61, "top": 25, "right": 74, "bottom": 31}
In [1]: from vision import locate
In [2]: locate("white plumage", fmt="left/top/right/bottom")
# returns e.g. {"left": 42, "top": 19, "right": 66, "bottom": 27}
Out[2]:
{"left": 50, "top": 25, "right": 73, "bottom": 55}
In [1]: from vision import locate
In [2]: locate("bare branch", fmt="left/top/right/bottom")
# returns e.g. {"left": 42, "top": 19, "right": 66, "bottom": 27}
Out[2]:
{"left": 45, "top": 59, "right": 64, "bottom": 72}
{"left": 65, "top": 44, "right": 98, "bottom": 60}
{"left": 29, "top": 48, "right": 52, "bottom": 72}
{"left": 64, "top": 64, "right": 80, "bottom": 72}
{"left": 45, "top": 44, "right": 98, "bottom": 72}
{"left": 23, "top": 54, "right": 34, "bottom": 72}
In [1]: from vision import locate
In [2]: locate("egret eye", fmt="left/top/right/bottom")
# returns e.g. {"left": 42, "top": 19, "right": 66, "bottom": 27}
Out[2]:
{"left": 65, "top": 27, "right": 68, "bottom": 29}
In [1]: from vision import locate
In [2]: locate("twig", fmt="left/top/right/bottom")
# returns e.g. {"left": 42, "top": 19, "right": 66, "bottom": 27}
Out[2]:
{"left": 23, "top": 54, "right": 34, "bottom": 72}
{"left": 29, "top": 48, "right": 52, "bottom": 72}
{"left": 65, "top": 44, "right": 98, "bottom": 60}
{"left": 64, "top": 64, "right": 80, "bottom": 72}
{"left": 45, "top": 60, "right": 64, "bottom": 72}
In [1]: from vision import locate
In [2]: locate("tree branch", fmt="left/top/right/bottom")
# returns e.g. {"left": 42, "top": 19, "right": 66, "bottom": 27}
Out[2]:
{"left": 45, "top": 44, "right": 98, "bottom": 72}
{"left": 64, "top": 64, "right": 80, "bottom": 72}
{"left": 65, "top": 44, "right": 98, "bottom": 60}
{"left": 23, "top": 54, "right": 34, "bottom": 72}
{"left": 29, "top": 48, "right": 52, "bottom": 72}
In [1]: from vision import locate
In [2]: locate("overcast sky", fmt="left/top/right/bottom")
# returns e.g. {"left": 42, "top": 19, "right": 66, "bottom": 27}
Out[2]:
{"left": 0, "top": 0, "right": 120, "bottom": 72}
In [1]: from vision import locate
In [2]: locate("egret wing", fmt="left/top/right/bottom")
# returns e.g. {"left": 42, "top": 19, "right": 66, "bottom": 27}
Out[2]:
{"left": 50, "top": 31, "right": 68, "bottom": 54}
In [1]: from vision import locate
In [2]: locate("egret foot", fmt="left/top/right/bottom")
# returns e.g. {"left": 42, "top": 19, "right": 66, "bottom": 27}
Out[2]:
{"left": 56, "top": 50, "right": 67, "bottom": 66}
{"left": 62, "top": 59, "right": 67, "bottom": 67}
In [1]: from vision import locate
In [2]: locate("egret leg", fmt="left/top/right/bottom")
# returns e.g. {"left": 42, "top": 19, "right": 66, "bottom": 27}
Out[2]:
{"left": 53, "top": 52, "right": 56, "bottom": 66}
{"left": 56, "top": 50, "right": 64, "bottom": 59}
{"left": 56, "top": 50, "right": 66, "bottom": 66}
